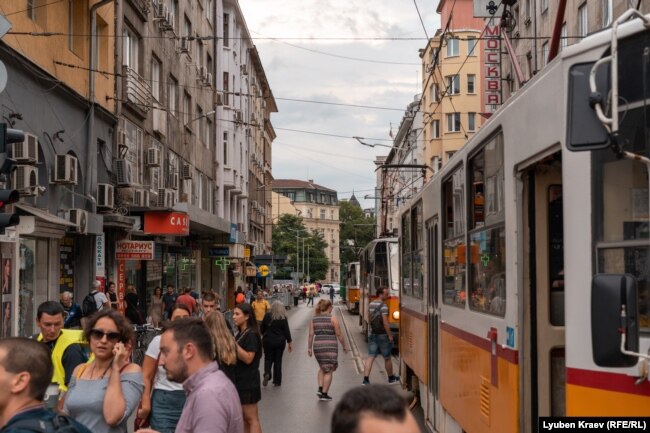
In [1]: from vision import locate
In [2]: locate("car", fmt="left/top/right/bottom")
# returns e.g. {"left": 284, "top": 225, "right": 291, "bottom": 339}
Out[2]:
{"left": 322, "top": 284, "right": 340, "bottom": 295}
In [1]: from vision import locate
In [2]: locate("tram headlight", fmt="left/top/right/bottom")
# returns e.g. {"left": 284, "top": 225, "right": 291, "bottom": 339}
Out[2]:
{"left": 392, "top": 310, "right": 400, "bottom": 320}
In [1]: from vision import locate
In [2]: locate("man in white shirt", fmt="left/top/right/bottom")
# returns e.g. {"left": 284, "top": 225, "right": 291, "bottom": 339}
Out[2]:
{"left": 91, "top": 280, "right": 110, "bottom": 310}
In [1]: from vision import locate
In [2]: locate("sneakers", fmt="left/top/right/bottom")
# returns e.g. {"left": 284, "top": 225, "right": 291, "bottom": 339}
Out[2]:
{"left": 319, "top": 393, "right": 333, "bottom": 401}
{"left": 388, "top": 375, "right": 400, "bottom": 385}
{"left": 317, "top": 389, "right": 323, "bottom": 398}
{"left": 362, "top": 378, "right": 370, "bottom": 385}
{"left": 263, "top": 373, "right": 270, "bottom": 387}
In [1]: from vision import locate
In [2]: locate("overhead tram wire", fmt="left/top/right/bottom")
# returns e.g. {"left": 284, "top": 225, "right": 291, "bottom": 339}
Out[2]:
{"left": 413, "top": 0, "right": 431, "bottom": 40}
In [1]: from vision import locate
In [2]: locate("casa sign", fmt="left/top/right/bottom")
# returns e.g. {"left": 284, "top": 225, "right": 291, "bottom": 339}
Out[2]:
{"left": 144, "top": 212, "right": 190, "bottom": 236}
{"left": 116, "top": 240, "right": 155, "bottom": 260}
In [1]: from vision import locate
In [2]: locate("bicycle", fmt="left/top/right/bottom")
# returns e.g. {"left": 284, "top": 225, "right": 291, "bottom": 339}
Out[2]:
{"left": 130, "top": 324, "right": 160, "bottom": 365}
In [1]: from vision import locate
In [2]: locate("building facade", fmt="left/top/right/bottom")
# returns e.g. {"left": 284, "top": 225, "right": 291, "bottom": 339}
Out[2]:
{"left": 272, "top": 179, "right": 341, "bottom": 283}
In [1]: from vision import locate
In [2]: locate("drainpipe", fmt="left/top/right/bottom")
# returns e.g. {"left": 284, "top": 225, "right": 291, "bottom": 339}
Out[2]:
{"left": 86, "top": 0, "right": 113, "bottom": 212}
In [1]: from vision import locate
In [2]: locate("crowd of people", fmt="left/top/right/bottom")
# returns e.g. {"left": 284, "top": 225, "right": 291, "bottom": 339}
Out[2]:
{"left": 0, "top": 282, "right": 417, "bottom": 433}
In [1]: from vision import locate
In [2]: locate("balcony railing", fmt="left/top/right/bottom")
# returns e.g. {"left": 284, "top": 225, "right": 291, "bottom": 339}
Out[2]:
{"left": 123, "top": 66, "right": 152, "bottom": 116}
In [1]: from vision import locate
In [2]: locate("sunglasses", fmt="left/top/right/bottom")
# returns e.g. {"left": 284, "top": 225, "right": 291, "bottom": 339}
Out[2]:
{"left": 89, "top": 329, "right": 121, "bottom": 343}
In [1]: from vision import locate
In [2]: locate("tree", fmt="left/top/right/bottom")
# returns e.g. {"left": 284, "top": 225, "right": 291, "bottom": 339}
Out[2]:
{"left": 338, "top": 200, "right": 375, "bottom": 277}
{"left": 271, "top": 214, "right": 329, "bottom": 281}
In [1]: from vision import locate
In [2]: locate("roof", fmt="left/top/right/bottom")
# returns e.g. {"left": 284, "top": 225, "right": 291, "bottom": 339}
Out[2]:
{"left": 348, "top": 193, "right": 361, "bottom": 208}
{"left": 272, "top": 179, "right": 336, "bottom": 193}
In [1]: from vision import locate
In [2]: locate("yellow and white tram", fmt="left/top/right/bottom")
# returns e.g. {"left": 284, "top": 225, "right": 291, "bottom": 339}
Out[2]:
{"left": 345, "top": 261, "right": 361, "bottom": 313}
{"left": 398, "top": 10, "right": 650, "bottom": 433}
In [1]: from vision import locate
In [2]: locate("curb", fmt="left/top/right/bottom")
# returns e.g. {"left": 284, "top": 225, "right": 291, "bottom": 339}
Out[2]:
{"left": 336, "top": 305, "right": 364, "bottom": 374}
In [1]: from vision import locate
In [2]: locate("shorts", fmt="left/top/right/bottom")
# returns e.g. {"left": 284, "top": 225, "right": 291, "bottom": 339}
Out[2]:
{"left": 238, "top": 388, "right": 262, "bottom": 405}
{"left": 368, "top": 333, "right": 392, "bottom": 358}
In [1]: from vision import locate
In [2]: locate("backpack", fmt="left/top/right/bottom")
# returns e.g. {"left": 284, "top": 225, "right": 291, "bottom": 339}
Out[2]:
{"left": 81, "top": 291, "right": 99, "bottom": 317}
{"left": 2, "top": 414, "right": 92, "bottom": 433}
{"left": 369, "top": 302, "right": 386, "bottom": 334}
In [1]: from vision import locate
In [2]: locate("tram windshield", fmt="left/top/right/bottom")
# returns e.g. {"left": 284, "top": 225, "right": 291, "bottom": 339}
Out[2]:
{"left": 373, "top": 241, "right": 399, "bottom": 294}
{"left": 389, "top": 242, "right": 400, "bottom": 294}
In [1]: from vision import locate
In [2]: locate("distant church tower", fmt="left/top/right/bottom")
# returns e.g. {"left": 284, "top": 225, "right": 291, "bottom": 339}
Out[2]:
{"left": 349, "top": 192, "right": 361, "bottom": 208}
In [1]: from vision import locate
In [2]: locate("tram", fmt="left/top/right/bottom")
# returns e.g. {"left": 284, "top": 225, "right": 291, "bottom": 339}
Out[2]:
{"left": 397, "top": 10, "right": 650, "bottom": 433}
{"left": 345, "top": 261, "right": 361, "bottom": 313}
{"left": 359, "top": 237, "right": 400, "bottom": 339}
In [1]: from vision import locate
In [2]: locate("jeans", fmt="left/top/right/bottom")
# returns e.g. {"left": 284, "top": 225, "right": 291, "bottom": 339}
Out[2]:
{"left": 263, "top": 340, "right": 286, "bottom": 385}
{"left": 150, "top": 389, "right": 186, "bottom": 433}
{"left": 368, "top": 333, "right": 392, "bottom": 358}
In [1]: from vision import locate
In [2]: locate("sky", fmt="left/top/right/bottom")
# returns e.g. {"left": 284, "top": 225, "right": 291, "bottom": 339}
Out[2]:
{"left": 239, "top": 0, "right": 440, "bottom": 209}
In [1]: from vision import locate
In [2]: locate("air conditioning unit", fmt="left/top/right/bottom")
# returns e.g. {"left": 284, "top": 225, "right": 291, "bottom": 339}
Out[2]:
{"left": 234, "top": 111, "right": 243, "bottom": 123}
{"left": 97, "top": 183, "right": 114, "bottom": 209}
{"left": 168, "top": 172, "right": 179, "bottom": 190}
{"left": 154, "top": 2, "right": 166, "bottom": 18}
{"left": 181, "top": 163, "right": 192, "bottom": 180}
{"left": 240, "top": 64, "right": 248, "bottom": 75}
{"left": 10, "top": 132, "right": 39, "bottom": 163}
{"left": 54, "top": 154, "right": 78, "bottom": 184}
{"left": 133, "top": 188, "right": 150, "bottom": 206}
{"left": 68, "top": 208, "right": 88, "bottom": 234}
{"left": 114, "top": 159, "right": 133, "bottom": 186}
{"left": 12, "top": 165, "right": 38, "bottom": 193}
{"left": 146, "top": 147, "right": 161, "bottom": 167}
{"left": 157, "top": 188, "right": 176, "bottom": 207}
{"left": 179, "top": 37, "right": 191, "bottom": 54}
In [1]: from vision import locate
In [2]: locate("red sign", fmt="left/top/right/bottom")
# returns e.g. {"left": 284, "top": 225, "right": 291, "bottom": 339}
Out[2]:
{"left": 144, "top": 212, "right": 190, "bottom": 236}
{"left": 116, "top": 240, "right": 155, "bottom": 260}
{"left": 116, "top": 260, "right": 126, "bottom": 312}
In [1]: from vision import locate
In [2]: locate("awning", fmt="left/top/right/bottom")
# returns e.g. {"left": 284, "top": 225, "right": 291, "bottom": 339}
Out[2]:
{"left": 14, "top": 204, "right": 76, "bottom": 227}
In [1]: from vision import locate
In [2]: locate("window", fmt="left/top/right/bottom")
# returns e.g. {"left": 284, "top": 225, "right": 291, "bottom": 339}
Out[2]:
{"left": 124, "top": 119, "right": 144, "bottom": 185}
{"left": 541, "top": 0, "right": 548, "bottom": 13}
{"left": 122, "top": 27, "right": 139, "bottom": 73}
{"left": 168, "top": 75, "right": 178, "bottom": 115}
{"left": 183, "top": 92, "right": 191, "bottom": 126}
{"left": 183, "top": 15, "right": 191, "bottom": 38}
{"left": 468, "top": 113, "right": 476, "bottom": 132}
{"left": 443, "top": 167, "right": 466, "bottom": 307}
{"left": 430, "top": 83, "right": 439, "bottom": 103}
{"left": 431, "top": 156, "right": 441, "bottom": 173}
{"left": 207, "top": 118, "right": 214, "bottom": 152}
{"left": 467, "top": 74, "right": 476, "bottom": 94}
{"left": 223, "top": 13, "right": 230, "bottom": 47}
{"left": 542, "top": 41, "right": 549, "bottom": 67}
{"left": 560, "top": 23, "right": 568, "bottom": 51}
{"left": 207, "top": 54, "right": 214, "bottom": 85}
{"left": 446, "top": 75, "right": 460, "bottom": 94}
{"left": 207, "top": 0, "right": 214, "bottom": 22}
{"left": 320, "top": 209, "right": 326, "bottom": 219}
{"left": 151, "top": 57, "right": 161, "bottom": 101}
{"left": 196, "top": 105, "right": 205, "bottom": 143}
{"left": 223, "top": 132, "right": 228, "bottom": 165}
{"left": 603, "top": 0, "right": 613, "bottom": 26}
{"left": 578, "top": 3, "right": 588, "bottom": 38}
{"left": 431, "top": 119, "right": 440, "bottom": 138}
{"left": 467, "top": 36, "right": 477, "bottom": 56}
{"left": 148, "top": 138, "right": 163, "bottom": 191}
{"left": 401, "top": 201, "right": 423, "bottom": 299}
{"left": 331, "top": 210, "right": 335, "bottom": 220}
{"left": 69, "top": 0, "right": 86, "bottom": 57}
{"left": 223, "top": 72, "right": 229, "bottom": 105}
{"left": 446, "top": 38, "right": 459, "bottom": 57}
{"left": 446, "top": 113, "right": 461, "bottom": 132}
{"left": 94, "top": 16, "right": 109, "bottom": 70}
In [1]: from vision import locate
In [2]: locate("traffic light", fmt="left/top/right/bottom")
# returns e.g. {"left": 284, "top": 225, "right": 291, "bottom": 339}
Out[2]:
{"left": 0, "top": 189, "right": 19, "bottom": 233}
{"left": 0, "top": 123, "right": 24, "bottom": 154}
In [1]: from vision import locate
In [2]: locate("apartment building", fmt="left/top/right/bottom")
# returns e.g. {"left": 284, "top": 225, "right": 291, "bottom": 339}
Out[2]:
{"left": 0, "top": 0, "right": 275, "bottom": 336}
{"left": 272, "top": 179, "right": 341, "bottom": 283}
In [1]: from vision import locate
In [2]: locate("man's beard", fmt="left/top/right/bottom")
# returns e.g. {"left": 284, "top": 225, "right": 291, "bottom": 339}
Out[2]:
{"left": 166, "top": 360, "right": 189, "bottom": 383}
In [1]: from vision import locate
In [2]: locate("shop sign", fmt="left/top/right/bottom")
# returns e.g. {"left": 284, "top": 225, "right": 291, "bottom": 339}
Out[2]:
{"left": 244, "top": 247, "right": 251, "bottom": 260}
{"left": 95, "top": 233, "right": 105, "bottom": 277}
{"left": 473, "top": 0, "right": 505, "bottom": 18}
{"left": 245, "top": 266, "right": 257, "bottom": 277}
{"left": 209, "top": 247, "right": 230, "bottom": 257}
{"left": 116, "top": 260, "right": 126, "bottom": 312}
{"left": 116, "top": 240, "right": 155, "bottom": 260}
{"left": 484, "top": 20, "right": 502, "bottom": 113}
{"left": 143, "top": 212, "right": 190, "bottom": 236}
{"left": 229, "top": 223, "right": 237, "bottom": 243}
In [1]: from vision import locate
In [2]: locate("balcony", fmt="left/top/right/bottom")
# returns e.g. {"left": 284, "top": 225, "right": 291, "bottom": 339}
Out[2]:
{"left": 223, "top": 167, "right": 236, "bottom": 190}
{"left": 123, "top": 66, "right": 152, "bottom": 118}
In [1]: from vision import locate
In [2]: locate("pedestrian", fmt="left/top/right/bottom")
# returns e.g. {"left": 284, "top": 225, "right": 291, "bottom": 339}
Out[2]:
{"left": 301, "top": 285, "right": 307, "bottom": 302}
{"left": 292, "top": 286, "right": 300, "bottom": 307}
{"left": 329, "top": 285, "right": 335, "bottom": 303}
{"left": 126, "top": 284, "right": 145, "bottom": 325}
{"left": 137, "top": 304, "right": 191, "bottom": 433}
{"left": 60, "top": 291, "right": 83, "bottom": 329}
{"left": 0, "top": 337, "right": 92, "bottom": 433}
{"left": 204, "top": 310, "right": 238, "bottom": 383}
{"left": 176, "top": 287, "right": 198, "bottom": 316}
{"left": 250, "top": 290, "right": 271, "bottom": 328}
{"left": 307, "top": 287, "right": 315, "bottom": 307}
{"left": 261, "top": 301, "right": 293, "bottom": 387}
{"left": 81, "top": 281, "right": 110, "bottom": 327}
{"left": 200, "top": 292, "right": 219, "bottom": 318}
{"left": 135, "top": 318, "right": 244, "bottom": 433}
{"left": 330, "top": 385, "right": 419, "bottom": 433}
{"left": 235, "top": 287, "right": 245, "bottom": 305}
{"left": 244, "top": 286, "right": 253, "bottom": 304}
{"left": 232, "top": 303, "right": 263, "bottom": 433}
{"left": 107, "top": 281, "right": 119, "bottom": 310}
{"left": 162, "top": 286, "right": 177, "bottom": 320}
{"left": 362, "top": 287, "right": 399, "bottom": 385}
{"left": 308, "top": 299, "right": 349, "bottom": 401}
{"left": 63, "top": 309, "right": 144, "bottom": 433}
{"left": 34, "top": 301, "right": 88, "bottom": 398}
{"left": 148, "top": 286, "right": 164, "bottom": 327}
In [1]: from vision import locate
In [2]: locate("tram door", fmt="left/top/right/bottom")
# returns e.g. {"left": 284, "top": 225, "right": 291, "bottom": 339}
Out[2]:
{"left": 521, "top": 154, "right": 566, "bottom": 433}
{"left": 426, "top": 217, "right": 439, "bottom": 431}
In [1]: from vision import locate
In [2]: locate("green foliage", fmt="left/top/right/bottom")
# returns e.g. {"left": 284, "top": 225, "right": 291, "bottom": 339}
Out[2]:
{"left": 271, "top": 214, "right": 329, "bottom": 281}
{"left": 338, "top": 201, "right": 375, "bottom": 277}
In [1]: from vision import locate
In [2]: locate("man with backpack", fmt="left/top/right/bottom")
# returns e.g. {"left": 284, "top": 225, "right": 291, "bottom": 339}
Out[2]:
{"left": 0, "top": 337, "right": 92, "bottom": 433}
{"left": 362, "top": 288, "right": 399, "bottom": 385}
{"left": 81, "top": 281, "right": 109, "bottom": 319}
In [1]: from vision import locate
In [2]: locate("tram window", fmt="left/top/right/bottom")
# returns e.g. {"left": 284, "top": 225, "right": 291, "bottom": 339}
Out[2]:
{"left": 598, "top": 247, "right": 650, "bottom": 333}
{"left": 401, "top": 211, "right": 412, "bottom": 296}
{"left": 549, "top": 185, "right": 565, "bottom": 326}
{"left": 468, "top": 227, "right": 506, "bottom": 316}
{"left": 470, "top": 133, "right": 504, "bottom": 229}
{"left": 402, "top": 203, "right": 424, "bottom": 299}
{"left": 443, "top": 168, "right": 467, "bottom": 307}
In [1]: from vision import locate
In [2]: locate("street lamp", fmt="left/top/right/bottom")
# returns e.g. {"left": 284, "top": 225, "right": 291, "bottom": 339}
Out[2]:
{"left": 287, "top": 228, "right": 307, "bottom": 284}
{"left": 353, "top": 136, "right": 394, "bottom": 149}
{"left": 184, "top": 110, "right": 215, "bottom": 127}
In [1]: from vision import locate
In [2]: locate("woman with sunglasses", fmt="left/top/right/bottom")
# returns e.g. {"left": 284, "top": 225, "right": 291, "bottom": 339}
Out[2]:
{"left": 137, "top": 303, "right": 190, "bottom": 433}
{"left": 63, "top": 309, "right": 144, "bottom": 433}
{"left": 232, "top": 303, "right": 263, "bottom": 433}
